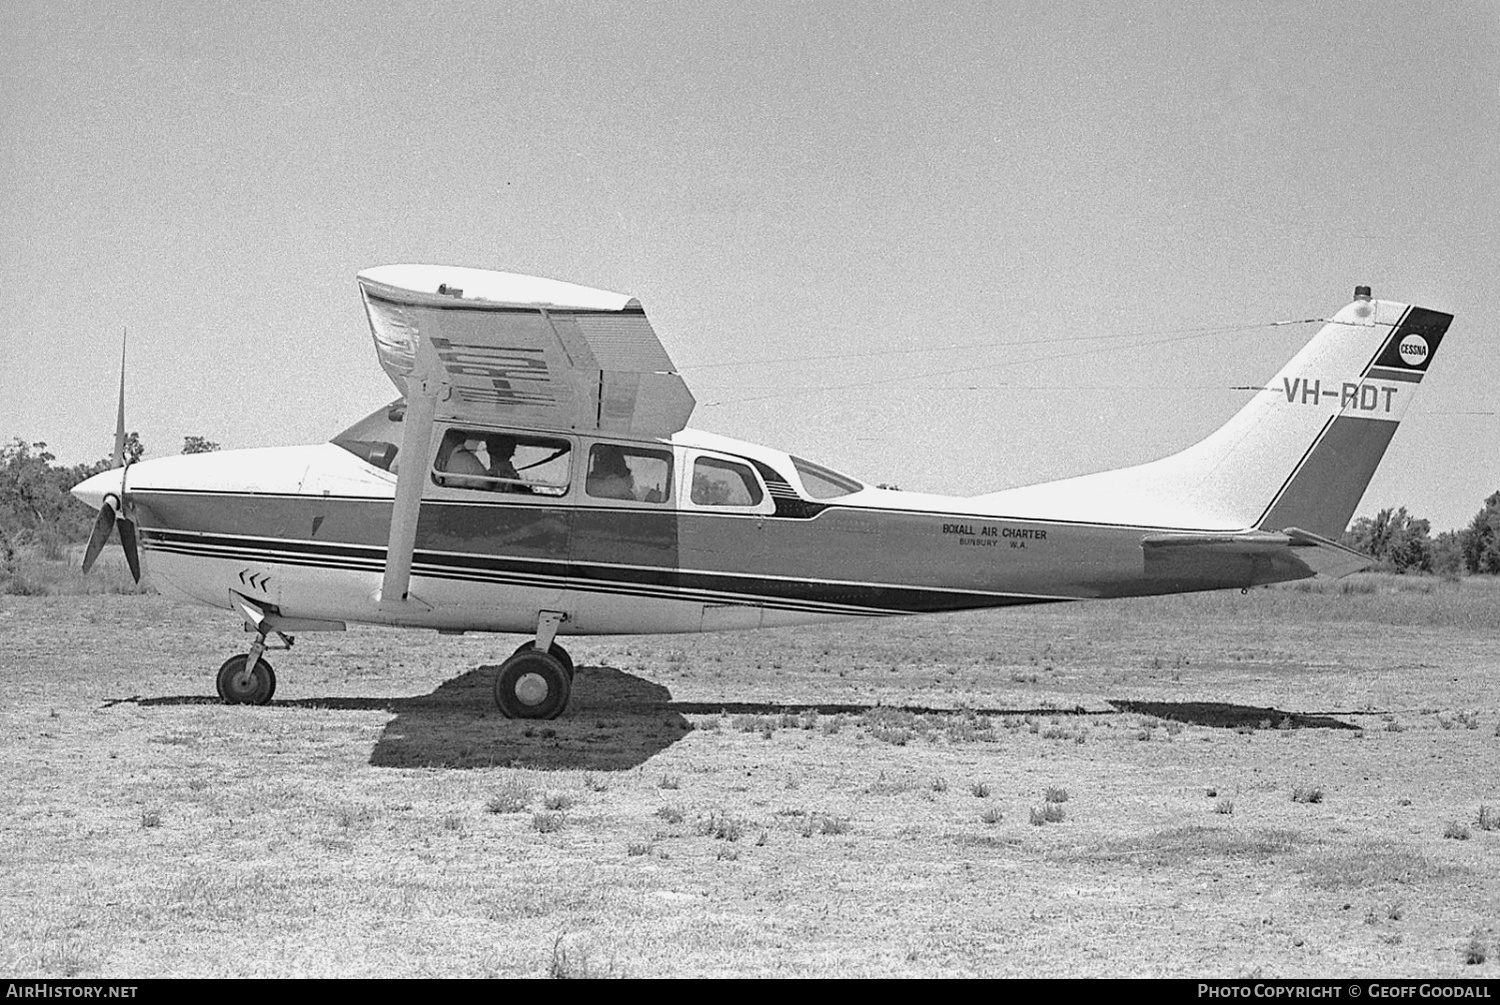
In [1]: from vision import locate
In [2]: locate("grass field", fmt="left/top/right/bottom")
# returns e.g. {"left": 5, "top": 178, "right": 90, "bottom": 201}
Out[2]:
{"left": 1, "top": 574, "right": 1497, "bottom": 977}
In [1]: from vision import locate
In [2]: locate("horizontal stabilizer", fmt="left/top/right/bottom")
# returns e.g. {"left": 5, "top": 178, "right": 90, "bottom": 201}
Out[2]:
{"left": 1282, "top": 526, "right": 1373, "bottom": 578}
{"left": 1141, "top": 531, "right": 1294, "bottom": 554}
{"left": 1141, "top": 527, "right": 1370, "bottom": 584}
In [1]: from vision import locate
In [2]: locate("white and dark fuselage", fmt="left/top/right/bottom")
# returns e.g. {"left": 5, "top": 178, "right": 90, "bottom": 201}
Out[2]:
{"left": 90, "top": 427, "right": 1225, "bottom": 638}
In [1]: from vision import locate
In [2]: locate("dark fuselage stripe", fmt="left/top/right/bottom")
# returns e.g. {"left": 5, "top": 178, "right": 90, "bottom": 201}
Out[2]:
{"left": 141, "top": 529, "right": 1063, "bottom": 616}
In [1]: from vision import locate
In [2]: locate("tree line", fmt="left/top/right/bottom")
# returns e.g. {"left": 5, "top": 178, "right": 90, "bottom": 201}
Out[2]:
{"left": 0, "top": 435, "right": 217, "bottom": 555}
{"left": 1340, "top": 496, "right": 1500, "bottom": 576}
{"left": 1, "top": 433, "right": 1497, "bottom": 575}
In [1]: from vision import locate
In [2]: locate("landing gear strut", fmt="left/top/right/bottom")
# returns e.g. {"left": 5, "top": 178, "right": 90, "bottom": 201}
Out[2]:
{"left": 494, "top": 610, "right": 573, "bottom": 719}
{"left": 218, "top": 598, "right": 294, "bottom": 706}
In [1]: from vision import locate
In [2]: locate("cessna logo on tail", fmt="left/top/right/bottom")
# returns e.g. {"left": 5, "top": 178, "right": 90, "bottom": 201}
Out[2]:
{"left": 1282, "top": 377, "right": 1398, "bottom": 413}
{"left": 1398, "top": 334, "right": 1429, "bottom": 367}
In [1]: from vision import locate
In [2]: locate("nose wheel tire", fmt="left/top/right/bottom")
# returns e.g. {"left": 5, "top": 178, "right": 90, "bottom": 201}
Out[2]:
{"left": 216, "top": 655, "right": 276, "bottom": 705}
{"left": 494, "top": 649, "right": 571, "bottom": 719}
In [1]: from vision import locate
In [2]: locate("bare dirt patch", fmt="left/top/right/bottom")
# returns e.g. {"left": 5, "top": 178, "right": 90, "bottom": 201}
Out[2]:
{"left": 1, "top": 578, "right": 1497, "bottom": 976}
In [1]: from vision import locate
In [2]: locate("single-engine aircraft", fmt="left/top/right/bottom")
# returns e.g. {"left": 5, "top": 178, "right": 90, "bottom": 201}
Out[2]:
{"left": 72, "top": 267, "right": 1453, "bottom": 719}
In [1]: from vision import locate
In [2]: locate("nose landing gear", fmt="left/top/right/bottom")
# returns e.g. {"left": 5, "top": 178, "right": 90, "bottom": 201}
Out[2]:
{"left": 217, "top": 591, "right": 302, "bottom": 705}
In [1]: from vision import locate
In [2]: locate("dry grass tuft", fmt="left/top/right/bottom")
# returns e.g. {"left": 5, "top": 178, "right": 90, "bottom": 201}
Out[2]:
{"left": 866, "top": 772, "right": 921, "bottom": 797}
{"left": 697, "top": 810, "right": 747, "bottom": 842}
{"left": 486, "top": 777, "right": 532, "bottom": 814}
{"left": 548, "top": 935, "right": 621, "bottom": 979}
{"left": 532, "top": 811, "right": 566, "bottom": 833}
{"left": 1463, "top": 930, "right": 1488, "bottom": 966}
{"left": 1029, "top": 803, "right": 1065, "bottom": 826}
{"left": 799, "top": 813, "right": 851, "bottom": 837}
{"left": 1476, "top": 805, "right": 1500, "bottom": 832}
{"left": 868, "top": 725, "right": 912, "bottom": 746}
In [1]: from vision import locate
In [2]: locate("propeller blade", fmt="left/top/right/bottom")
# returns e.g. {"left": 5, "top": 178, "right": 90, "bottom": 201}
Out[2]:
{"left": 81, "top": 502, "right": 117, "bottom": 574}
{"left": 113, "top": 331, "right": 127, "bottom": 469}
{"left": 117, "top": 517, "right": 141, "bottom": 583}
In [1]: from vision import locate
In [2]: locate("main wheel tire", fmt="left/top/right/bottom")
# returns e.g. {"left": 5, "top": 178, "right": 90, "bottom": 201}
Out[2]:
{"left": 494, "top": 649, "right": 571, "bottom": 719}
{"left": 510, "top": 641, "right": 574, "bottom": 679}
{"left": 216, "top": 654, "right": 276, "bottom": 705}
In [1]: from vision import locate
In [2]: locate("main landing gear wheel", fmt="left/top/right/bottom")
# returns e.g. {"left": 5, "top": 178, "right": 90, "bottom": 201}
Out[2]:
{"left": 494, "top": 648, "right": 571, "bottom": 720}
{"left": 510, "top": 641, "right": 574, "bottom": 679}
{"left": 216, "top": 654, "right": 276, "bottom": 705}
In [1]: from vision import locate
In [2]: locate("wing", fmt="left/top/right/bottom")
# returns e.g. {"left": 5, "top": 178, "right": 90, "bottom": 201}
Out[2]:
{"left": 359, "top": 264, "right": 695, "bottom": 608}
{"left": 357, "top": 264, "right": 695, "bottom": 436}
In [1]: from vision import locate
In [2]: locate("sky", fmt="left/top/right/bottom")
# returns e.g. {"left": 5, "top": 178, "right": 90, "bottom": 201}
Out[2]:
{"left": 3, "top": 1, "right": 1496, "bottom": 532}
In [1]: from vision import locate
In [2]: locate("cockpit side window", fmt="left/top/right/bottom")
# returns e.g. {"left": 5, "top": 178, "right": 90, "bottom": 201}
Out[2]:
{"left": 586, "top": 444, "right": 673, "bottom": 504}
{"left": 691, "top": 457, "right": 764, "bottom": 507}
{"left": 432, "top": 429, "right": 571, "bottom": 496}
{"left": 331, "top": 400, "right": 405, "bottom": 472}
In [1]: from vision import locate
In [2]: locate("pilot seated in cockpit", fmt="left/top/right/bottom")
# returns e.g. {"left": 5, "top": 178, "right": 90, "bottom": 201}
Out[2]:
{"left": 443, "top": 434, "right": 527, "bottom": 493}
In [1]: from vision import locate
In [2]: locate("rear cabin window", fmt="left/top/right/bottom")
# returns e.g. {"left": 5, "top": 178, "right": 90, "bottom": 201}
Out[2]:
{"left": 432, "top": 430, "right": 571, "bottom": 496}
{"left": 586, "top": 444, "right": 673, "bottom": 503}
{"left": 790, "top": 455, "right": 864, "bottom": 499}
{"left": 691, "top": 457, "right": 764, "bottom": 507}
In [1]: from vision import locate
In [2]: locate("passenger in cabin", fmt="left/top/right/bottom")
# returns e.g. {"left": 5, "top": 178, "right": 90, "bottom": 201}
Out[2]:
{"left": 587, "top": 446, "right": 637, "bottom": 500}
{"left": 445, "top": 441, "right": 490, "bottom": 489}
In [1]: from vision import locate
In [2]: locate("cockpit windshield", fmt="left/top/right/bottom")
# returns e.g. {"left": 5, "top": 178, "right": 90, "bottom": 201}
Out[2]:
{"left": 331, "top": 400, "right": 405, "bottom": 472}
{"left": 789, "top": 455, "right": 864, "bottom": 499}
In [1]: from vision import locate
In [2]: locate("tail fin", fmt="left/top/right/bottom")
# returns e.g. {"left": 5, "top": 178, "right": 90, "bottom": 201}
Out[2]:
{"left": 1251, "top": 297, "right": 1452, "bottom": 537}
{"left": 977, "top": 289, "right": 1454, "bottom": 535}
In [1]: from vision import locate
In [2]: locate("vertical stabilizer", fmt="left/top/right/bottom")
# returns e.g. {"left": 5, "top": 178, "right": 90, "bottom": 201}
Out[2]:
{"left": 1252, "top": 297, "right": 1451, "bottom": 537}
{"left": 974, "top": 289, "right": 1454, "bottom": 535}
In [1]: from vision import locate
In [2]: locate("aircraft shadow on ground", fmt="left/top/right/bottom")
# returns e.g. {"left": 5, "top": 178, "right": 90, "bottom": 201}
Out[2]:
{"left": 362, "top": 664, "right": 693, "bottom": 770}
{"left": 116, "top": 683, "right": 1358, "bottom": 772}
{"left": 661, "top": 701, "right": 1108, "bottom": 717}
{"left": 1108, "top": 699, "right": 1359, "bottom": 731}
{"left": 128, "top": 664, "right": 692, "bottom": 771}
